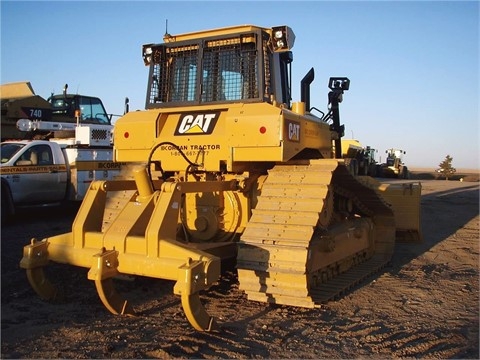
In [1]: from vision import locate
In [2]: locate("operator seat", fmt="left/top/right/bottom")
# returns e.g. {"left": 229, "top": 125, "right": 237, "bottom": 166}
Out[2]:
{"left": 30, "top": 151, "right": 38, "bottom": 165}
{"left": 39, "top": 151, "right": 51, "bottom": 165}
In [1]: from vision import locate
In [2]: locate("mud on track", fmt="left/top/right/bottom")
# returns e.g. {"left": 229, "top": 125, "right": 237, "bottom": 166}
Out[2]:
{"left": 1, "top": 180, "right": 479, "bottom": 359}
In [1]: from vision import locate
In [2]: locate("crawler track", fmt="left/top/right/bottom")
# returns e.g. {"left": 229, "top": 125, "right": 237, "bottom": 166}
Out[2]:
{"left": 237, "top": 159, "right": 395, "bottom": 307}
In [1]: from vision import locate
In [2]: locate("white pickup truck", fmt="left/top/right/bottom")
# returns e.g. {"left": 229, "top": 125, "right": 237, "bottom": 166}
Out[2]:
{"left": 1, "top": 120, "right": 123, "bottom": 219}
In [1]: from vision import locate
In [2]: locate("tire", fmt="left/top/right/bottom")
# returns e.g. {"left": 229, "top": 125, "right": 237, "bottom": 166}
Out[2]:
{"left": 368, "top": 163, "right": 378, "bottom": 177}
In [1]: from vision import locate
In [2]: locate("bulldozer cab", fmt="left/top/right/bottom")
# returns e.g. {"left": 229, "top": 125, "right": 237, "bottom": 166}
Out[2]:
{"left": 143, "top": 25, "right": 294, "bottom": 110}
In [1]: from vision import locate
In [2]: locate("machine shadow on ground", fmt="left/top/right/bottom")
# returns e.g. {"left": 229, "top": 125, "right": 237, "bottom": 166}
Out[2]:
{"left": 388, "top": 183, "right": 479, "bottom": 274}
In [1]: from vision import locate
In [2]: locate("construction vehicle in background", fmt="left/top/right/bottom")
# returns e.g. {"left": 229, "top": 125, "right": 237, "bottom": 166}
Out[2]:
{"left": 341, "top": 139, "right": 378, "bottom": 176}
{"left": 1, "top": 82, "right": 127, "bottom": 219}
{"left": 20, "top": 24, "right": 422, "bottom": 332}
{"left": 361, "top": 146, "right": 379, "bottom": 176}
{"left": 0, "top": 81, "right": 120, "bottom": 141}
{"left": 379, "top": 148, "right": 409, "bottom": 178}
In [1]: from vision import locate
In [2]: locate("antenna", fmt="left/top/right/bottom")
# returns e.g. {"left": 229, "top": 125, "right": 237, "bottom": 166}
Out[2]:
{"left": 164, "top": 19, "right": 173, "bottom": 41}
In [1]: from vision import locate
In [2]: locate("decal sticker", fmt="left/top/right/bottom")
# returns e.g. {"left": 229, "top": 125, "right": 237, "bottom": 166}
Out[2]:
{"left": 0, "top": 165, "right": 67, "bottom": 174}
{"left": 174, "top": 112, "right": 220, "bottom": 135}
{"left": 75, "top": 161, "right": 125, "bottom": 170}
{"left": 0, "top": 162, "right": 124, "bottom": 175}
{"left": 20, "top": 107, "right": 52, "bottom": 120}
{"left": 286, "top": 120, "right": 300, "bottom": 142}
{"left": 159, "top": 144, "right": 221, "bottom": 157}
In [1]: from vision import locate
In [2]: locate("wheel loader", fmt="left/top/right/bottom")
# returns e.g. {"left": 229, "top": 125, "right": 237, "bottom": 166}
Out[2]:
{"left": 20, "top": 24, "right": 422, "bottom": 331}
{"left": 380, "top": 148, "right": 409, "bottom": 178}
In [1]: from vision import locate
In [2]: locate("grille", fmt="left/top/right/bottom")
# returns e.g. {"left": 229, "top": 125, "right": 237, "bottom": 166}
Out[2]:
{"left": 91, "top": 129, "right": 108, "bottom": 140}
{"left": 202, "top": 40, "right": 258, "bottom": 102}
{"left": 150, "top": 45, "right": 199, "bottom": 103}
{"left": 148, "top": 33, "right": 260, "bottom": 106}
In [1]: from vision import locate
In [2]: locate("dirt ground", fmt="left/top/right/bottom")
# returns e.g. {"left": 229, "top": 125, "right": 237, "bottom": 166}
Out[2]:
{"left": 1, "top": 179, "right": 479, "bottom": 359}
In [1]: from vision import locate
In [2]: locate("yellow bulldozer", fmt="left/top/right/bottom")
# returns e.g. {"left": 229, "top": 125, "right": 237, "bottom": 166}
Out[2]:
{"left": 20, "top": 24, "right": 422, "bottom": 331}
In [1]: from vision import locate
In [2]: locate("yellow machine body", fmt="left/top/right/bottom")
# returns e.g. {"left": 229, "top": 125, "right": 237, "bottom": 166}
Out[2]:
{"left": 21, "top": 24, "right": 421, "bottom": 331}
{"left": 114, "top": 102, "right": 333, "bottom": 170}
{"left": 0, "top": 82, "right": 52, "bottom": 140}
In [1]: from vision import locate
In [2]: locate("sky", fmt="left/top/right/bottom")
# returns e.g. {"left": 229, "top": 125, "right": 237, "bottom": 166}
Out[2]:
{"left": 1, "top": 0, "right": 479, "bottom": 170}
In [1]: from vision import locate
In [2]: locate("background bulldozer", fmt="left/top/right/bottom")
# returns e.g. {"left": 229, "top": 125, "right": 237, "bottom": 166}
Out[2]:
{"left": 21, "top": 24, "right": 422, "bottom": 331}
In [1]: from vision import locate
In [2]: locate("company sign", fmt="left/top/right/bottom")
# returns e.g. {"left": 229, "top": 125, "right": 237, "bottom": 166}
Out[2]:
{"left": 286, "top": 120, "right": 300, "bottom": 142}
{"left": 174, "top": 112, "right": 220, "bottom": 135}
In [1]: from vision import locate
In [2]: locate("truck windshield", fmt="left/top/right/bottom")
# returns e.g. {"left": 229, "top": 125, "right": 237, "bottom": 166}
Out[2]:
{"left": 78, "top": 96, "right": 110, "bottom": 125}
{"left": 50, "top": 96, "right": 111, "bottom": 125}
{"left": 1, "top": 143, "right": 25, "bottom": 164}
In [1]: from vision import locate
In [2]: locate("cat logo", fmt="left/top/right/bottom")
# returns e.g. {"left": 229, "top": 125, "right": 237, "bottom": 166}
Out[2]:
{"left": 286, "top": 120, "right": 300, "bottom": 142}
{"left": 175, "top": 111, "right": 220, "bottom": 135}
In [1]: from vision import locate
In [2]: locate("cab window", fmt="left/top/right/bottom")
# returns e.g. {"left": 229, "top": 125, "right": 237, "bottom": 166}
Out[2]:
{"left": 15, "top": 145, "right": 53, "bottom": 166}
{"left": 37, "top": 146, "right": 53, "bottom": 165}
{"left": 79, "top": 97, "right": 110, "bottom": 124}
{"left": 51, "top": 98, "right": 75, "bottom": 117}
{"left": 1, "top": 143, "right": 25, "bottom": 163}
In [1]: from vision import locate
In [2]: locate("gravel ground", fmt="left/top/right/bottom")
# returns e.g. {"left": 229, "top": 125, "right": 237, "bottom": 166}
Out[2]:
{"left": 1, "top": 179, "right": 479, "bottom": 359}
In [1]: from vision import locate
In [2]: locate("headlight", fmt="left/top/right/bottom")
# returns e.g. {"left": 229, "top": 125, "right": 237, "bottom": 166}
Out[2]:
{"left": 142, "top": 44, "right": 154, "bottom": 66}
{"left": 274, "top": 30, "right": 284, "bottom": 39}
{"left": 271, "top": 26, "right": 296, "bottom": 52}
{"left": 16, "top": 119, "right": 33, "bottom": 132}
